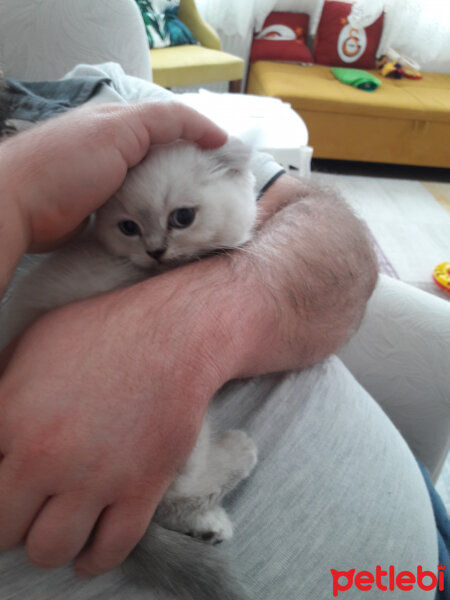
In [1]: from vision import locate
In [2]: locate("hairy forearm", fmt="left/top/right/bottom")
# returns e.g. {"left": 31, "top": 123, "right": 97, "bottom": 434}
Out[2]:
{"left": 225, "top": 174, "right": 378, "bottom": 375}
{"left": 132, "top": 174, "right": 378, "bottom": 383}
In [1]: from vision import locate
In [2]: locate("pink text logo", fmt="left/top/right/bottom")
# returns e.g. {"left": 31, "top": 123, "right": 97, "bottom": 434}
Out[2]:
{"left": 331, "top": 564, "right": 446, "bottom": 597}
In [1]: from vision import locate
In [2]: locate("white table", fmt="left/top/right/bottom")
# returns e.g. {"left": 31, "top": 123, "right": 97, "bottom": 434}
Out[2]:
{"left": 178, "top": 89, "right": 313, "bottom": 177}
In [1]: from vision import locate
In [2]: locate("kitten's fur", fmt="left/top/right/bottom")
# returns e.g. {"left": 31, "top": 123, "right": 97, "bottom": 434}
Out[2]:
{"left": 0, "top": 138, "right": 258, "bottom": 600}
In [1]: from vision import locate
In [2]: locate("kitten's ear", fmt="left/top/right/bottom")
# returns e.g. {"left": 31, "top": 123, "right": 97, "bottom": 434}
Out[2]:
{"left": 208, "top": 136, "right": 252, "bottom": 176}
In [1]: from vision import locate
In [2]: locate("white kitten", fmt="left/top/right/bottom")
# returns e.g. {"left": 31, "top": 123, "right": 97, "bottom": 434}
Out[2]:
{"left": 0, "top": 137, "right": 258, "bottom": 600}
{"left": 1, "top": 137, "right": 257, "bottom": 346}
{"left": 96, "top": 137, "right": 257, "bottom": 268}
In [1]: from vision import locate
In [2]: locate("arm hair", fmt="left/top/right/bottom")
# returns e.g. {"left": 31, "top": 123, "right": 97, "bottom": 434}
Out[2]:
{"left": 206, "top": 173, "right": 379, "bottom": 377}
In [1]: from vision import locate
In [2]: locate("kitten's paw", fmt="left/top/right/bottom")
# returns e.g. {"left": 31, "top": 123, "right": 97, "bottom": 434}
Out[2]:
{"left": 185, "top": 505, "right": 233, "bottom": 545}
{"left": 220, "top": 429, "right": 258, "bottom": 477}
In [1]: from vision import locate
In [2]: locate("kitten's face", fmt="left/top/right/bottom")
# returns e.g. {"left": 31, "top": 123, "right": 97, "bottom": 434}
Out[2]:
{"left": 95, "top": 138, "right": 257, "bottom": 269}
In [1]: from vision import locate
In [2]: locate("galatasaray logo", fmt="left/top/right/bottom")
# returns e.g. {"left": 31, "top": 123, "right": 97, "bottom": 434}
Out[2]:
{"left": 337, "top": 24, "right": 367, "bottom": 62}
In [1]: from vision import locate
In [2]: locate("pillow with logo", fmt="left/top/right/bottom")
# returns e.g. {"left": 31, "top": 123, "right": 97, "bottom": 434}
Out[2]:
{"left": 314, "top": 1, "right": 384, "bottom": 69}
{"left": 135, "top": 0, "right": 197, "bottom": 49}
{"left": 250, "top": 12, "right": 313, "bottom": 64}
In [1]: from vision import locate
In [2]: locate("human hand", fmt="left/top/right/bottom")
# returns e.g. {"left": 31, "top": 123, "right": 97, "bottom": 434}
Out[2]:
{"left": 0, "top": 274, "right": 225, "bottom": 576}
{"left": 0, "top": 101, "right": 226, "bottom": 254}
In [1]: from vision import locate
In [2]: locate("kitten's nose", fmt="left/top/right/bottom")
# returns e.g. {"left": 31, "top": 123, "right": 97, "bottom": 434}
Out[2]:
{"left": 147, "top": 248, "right": 166, "bottom": 260}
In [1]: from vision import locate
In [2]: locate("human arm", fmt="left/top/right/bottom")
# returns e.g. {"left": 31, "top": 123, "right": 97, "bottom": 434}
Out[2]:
{"left": 0, "top": 170, "right": 377, "bottom": 577}
{"left": 226, "top": 173, "right": 379, "bottom": 373}
{"left": 0, "top": 100, "right": 226, "bottom": 295}
{"left": 141, "top": 172, "right": 378, "bottom": 379}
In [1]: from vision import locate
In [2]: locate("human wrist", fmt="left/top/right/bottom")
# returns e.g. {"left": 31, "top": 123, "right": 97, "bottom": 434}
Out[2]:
{"left": 110, "top": 265, "right": 238, "bottom": 403}
{"left": 204, "top": 258, "right": 284, "bottom": 380}
{"left": 130, "top": 260, "right": 254, "bottom": 390}
{"left": 131, "top": 255, "right": 276, "bottom": 385}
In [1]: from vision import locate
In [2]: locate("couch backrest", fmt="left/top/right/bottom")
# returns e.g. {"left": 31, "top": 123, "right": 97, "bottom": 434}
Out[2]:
{"left": 0, "top": 0, "right": 152, "bottom": 81}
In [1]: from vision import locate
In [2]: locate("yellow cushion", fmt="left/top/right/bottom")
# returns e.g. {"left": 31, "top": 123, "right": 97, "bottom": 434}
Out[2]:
{"left": 247, "top": 62, "right": 450, "bottom": 167}
{"left": 248, "top": 63, "right": 450, "bottom": 122}
{"left": 150, "top": 45, "right": 244, "bottom": 87}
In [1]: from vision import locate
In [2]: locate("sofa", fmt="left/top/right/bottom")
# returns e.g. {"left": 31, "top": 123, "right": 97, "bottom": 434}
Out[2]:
{"left": 0, "top": 0, "right": 449, "bottom": 483}
{"left": 247, "top": 62, "right": 450, "bottom": 168}
{"left": 246, "top": 5, "right": 450, "bottom": 169}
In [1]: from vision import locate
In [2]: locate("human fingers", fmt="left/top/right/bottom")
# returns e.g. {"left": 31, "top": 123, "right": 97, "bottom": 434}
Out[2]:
{"left": 130, "top": 100, "right": 227, "bottom": 150}
{"left": 0, "top": 456, "right": 48, "bottom": 550}
{"left": 75, "top": 100, "right": 227, "bottom": 178}
{"left": 5, "top": 102, "right": 226, "bottom": 254}
{"left": 74, "top": 496, "right": 158, "bottom": 576}
{"left": 25, "top": 492, "right": 104, "bottom": 569}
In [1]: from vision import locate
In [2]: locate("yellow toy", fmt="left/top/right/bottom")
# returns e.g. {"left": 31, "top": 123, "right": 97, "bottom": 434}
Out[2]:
{"left": 377, "top": 54, "right": 403, "bottom": 79}
{"left": 433, "top": 262, "right": 450, "bottom": 293}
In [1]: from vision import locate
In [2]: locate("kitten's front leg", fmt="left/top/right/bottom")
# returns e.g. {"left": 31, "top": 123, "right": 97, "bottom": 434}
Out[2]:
{"left": 209, "top": 429, "right": 257, "bottom": 504}
{"left": 183, "top": 504, "right": 234, "bottom": 545}
{"left": 155, "top": 429, "right": 257, "bottom": 544}
{"left": 156, "top": 500, "right": 234, "bottom": 545}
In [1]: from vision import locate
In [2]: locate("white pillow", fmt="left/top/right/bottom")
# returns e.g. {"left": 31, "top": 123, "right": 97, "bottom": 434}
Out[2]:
{"left": 273, "top": 0, "right": 328, "bottom": 34}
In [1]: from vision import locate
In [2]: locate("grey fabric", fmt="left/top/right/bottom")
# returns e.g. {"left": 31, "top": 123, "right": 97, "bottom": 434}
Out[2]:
{"left": 339, "top": 275, "right": 450, "bottom": 483}
{"left": 0, "top": 73, "right": 10, "bottom": 134}
{"left": 1, "top": 358, "right": 438, "bottom": 599}
{"left": 212, "top": 358, "right": 438, "bottom": 599}
{"left": 5, "top": 77, "right": 111, "bottom": 122}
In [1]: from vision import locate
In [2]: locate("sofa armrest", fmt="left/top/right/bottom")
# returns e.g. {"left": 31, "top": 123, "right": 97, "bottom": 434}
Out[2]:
{"left": 339, "top": 275, "right": 450, "bottom": 481}
{"left": 0, "top": 0, "right": 151, "bottom": 81}
{"left": 178, "top": 0, "right": 222, "bottom": 50}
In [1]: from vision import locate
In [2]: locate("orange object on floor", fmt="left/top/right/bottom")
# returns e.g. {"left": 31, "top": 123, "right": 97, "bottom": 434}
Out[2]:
{"left": 433, "top": 262, "right": 450, "bottom": 293}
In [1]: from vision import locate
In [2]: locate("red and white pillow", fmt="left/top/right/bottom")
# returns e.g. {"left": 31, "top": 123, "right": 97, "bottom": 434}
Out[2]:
{"left": 314, "top": 1, "right": 384, "bottom": 69}
{"left": 250, "top": 12, "right": 313, "bottom": 64}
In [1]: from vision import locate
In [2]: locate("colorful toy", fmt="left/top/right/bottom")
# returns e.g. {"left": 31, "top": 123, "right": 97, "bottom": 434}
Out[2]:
{"left": 376, "top": 48, "right": 423, "bottom": 80}
{"left": 433, "top": 262, "right": 450, "bottom": 293}
{"left": 376, "top": 55, "right": 403, "bottom": 79}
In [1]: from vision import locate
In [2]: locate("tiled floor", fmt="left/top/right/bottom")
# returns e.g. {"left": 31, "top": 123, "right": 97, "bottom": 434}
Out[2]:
{"left": 310, "top": 160, "right": 450, "bottom": 510}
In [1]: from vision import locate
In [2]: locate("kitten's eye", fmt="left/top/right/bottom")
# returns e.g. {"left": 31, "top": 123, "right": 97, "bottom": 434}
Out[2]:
{"left": 118, "top": 220, "right": 140, "bottom": 236}
{"left": 169, "top": 208, "right": 196, "bottom": 229}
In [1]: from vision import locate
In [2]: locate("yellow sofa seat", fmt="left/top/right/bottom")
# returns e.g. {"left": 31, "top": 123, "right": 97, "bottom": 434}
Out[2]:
{"left": 150, "top": 45, "right": 244, "bottom": 88}
{"left": 247, "top": 62, "right": 450, "bottom": 168}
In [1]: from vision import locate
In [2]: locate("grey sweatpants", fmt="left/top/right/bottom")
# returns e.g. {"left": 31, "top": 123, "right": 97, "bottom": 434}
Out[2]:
{"left": 1, "top": 356, "right": 438, "bottom": 599}
{"left": 214, "top": 359, "right": 438, "bottom": 599}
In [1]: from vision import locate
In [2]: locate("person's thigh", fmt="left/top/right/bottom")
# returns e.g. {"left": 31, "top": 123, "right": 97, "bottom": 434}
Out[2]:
{"left": 211, "top": 357, "right": 438, "bottom": 599}
{"left": 0, "top": 358, "right": 437, "bottom": 599}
